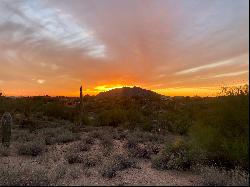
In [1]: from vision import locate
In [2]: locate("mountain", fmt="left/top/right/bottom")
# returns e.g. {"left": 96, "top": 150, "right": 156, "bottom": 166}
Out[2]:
{"left": 96, "top": 86, "right": 162, "bottom": 99}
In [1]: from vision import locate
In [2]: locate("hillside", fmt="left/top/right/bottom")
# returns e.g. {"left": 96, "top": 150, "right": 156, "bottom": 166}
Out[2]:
{"left": 96, "top": 86, "right": 162, "bottom": 99}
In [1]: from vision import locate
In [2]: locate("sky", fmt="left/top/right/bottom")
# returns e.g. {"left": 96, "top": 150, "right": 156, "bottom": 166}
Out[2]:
{"left": 0, "top": 0, "right": 249, "bottom": 97}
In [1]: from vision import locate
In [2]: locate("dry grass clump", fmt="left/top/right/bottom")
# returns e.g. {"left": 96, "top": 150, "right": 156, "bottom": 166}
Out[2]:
{"left": 100, "top": 154, "right": 137, "bottom": 178}
{"left": 200, "top": 166, "right": 249, "bottom": 186}
{"left": 17, "top": 139, "right": 46, "bottom": 156}
{"left": 0, "top": 164, "right": 51, "bottom": 186}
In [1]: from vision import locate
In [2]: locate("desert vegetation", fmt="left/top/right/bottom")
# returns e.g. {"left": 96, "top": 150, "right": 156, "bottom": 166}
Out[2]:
{"left": 0, "top": 85, "right": 249, "bottom": 186}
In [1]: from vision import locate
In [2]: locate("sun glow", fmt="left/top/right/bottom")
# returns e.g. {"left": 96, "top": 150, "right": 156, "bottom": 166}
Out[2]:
{"left": 94, "top": 85, "right": 133, "bottom": 92}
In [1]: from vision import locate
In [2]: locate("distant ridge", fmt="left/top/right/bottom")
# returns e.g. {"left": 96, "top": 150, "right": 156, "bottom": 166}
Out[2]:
{"left": 96, "top": 86, "right": 162, "bottom": 99}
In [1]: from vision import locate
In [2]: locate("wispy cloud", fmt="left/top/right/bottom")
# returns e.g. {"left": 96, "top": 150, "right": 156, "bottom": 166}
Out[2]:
{"left": 175, "top": 55, "right": 247, "bottom": 75}
{"left": 212, "top": 70, "right": 249, "bottom": 78}
{"left": 0, "top": 0, "right": 248, "bottom": 96}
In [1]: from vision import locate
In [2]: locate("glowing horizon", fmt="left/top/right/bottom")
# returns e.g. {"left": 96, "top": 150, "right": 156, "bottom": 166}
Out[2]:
{"left": 0, "top": 0, "right": 249, "bottom": 97}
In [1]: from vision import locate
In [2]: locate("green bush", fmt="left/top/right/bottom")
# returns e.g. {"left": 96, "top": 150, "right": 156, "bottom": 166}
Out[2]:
{"left": 97, "top": 109, "right": 126, "bottom": 127}
{"left": 189, "top": 86, "right": 249, "bottom": 168}
{"left": 43, "top": 102, "right": 76, "bottom": 121}
{"left": 151, "top": 139, "right": 192, "bottom": 171}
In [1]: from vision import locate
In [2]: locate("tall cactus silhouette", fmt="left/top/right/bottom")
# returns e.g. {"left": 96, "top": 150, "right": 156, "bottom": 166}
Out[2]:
{"left": 1, "top": 112, "right": 12, "bottom": 147}
{"left": 79, "top": 85, "right": 83, "bottom": 125}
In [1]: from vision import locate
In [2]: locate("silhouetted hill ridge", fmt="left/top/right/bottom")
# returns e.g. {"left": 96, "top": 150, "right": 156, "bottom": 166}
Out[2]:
{"left": 96, "top": 86, "right": 162, "bottom": 99}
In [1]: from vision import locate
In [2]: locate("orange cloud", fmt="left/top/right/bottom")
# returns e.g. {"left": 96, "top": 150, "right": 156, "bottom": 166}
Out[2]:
{"left": 0, "top": 0, "right": 248, "bottom": 96}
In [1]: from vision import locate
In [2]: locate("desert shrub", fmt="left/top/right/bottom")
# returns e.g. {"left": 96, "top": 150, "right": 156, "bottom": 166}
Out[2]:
{"left": 88, "top": 130, "right": 102, "bottom": 139}
{"left": 158, "top": 111, "right": 193, "bottom": 135}
{"left": 112, "top": 129, "right": 128, "bottom": 140}
{"left": 151, "top": 139, "right": 192, "bottom": 171}
{"left": 69, "top": 114, "right": 91, "bottom": 133}
{"left": 126, "top": 130, "right": 164, "bottom": 145}
{"left": 189, "top": 86, "right": 249, "bottom": 168}
{"left": 125, "top": 108, "right": 148, "bottom": 129}
{"left": 40, "top": 128, "right": 80, "bottom": 145}
{"left": 126, "top": 132, "right": 160, "bottom": 159}
{"left": 66, "top": 151, "right": 100, "bottom": 167}
{"left": 17, "top": 139, "right": 45, "bottom": 156}
{"left": 100, "top": 134, "right": 113, "bottom": 156}
{"left": 77, "top": 141, "right": 91, "bottom": 152}
{"left": 101, "top": 154, "right": 137, "bottom": 178}
{"left": 66, "top": 153, "right": 83, "bottom": 164}
{"left": 0, "top": 145, "right": 10, "bottom": 157}
{"left": 126, "top": 134, "right": 139, "bottom": 149}
{"left": 0, "top": 164, "right": 51, "bottom": 186}
{"left": 97, "top": 109, "right": 126, "bottom": 127}
{"left": 82, "top": 135, "right": 95, "bottom": 144}
{"left": 200, "top": 166, "right": 249, "bottom": 186}
{"left": 129, "top": 143, "right": 160, "bottom": 159}
{"left": 82, "top": 154, "right": 101, "bottom": 167}
{"left": 43, "top": 102, "right": 76, "bottom": 121}
{"left": 139, "top": 120, "right": 153, "bottom": 131}
{"left": 56, "top": 130, "right": 80, "bottom": 144}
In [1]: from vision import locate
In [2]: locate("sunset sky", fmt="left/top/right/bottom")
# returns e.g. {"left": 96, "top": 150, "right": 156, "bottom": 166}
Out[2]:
{"left": 0, "top": 0, "right": 249, "bottom": 97}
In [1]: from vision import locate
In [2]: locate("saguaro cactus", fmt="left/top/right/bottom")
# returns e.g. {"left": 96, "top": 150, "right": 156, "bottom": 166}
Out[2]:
{"left": 1, "top": 112, "right": 12, "bottom": 147}
{"left": 79, "top": 86, "right": 83, "bottom": 125}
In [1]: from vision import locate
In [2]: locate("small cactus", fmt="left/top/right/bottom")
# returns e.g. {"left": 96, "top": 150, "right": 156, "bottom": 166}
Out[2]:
{"left": 1, "top": 112, "right": 12, "bottom": 147}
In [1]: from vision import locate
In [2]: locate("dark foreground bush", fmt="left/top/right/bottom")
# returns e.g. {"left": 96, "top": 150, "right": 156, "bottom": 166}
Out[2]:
{"left": 66, "top": 153, "right": 83, "bottom": 164}
{"left": 128, "top": 143, "right": 160, "bottom": 159}
{"left": 189, "top": 86, "right": 249, "bottom": 169}
{"left": 0, "top": 146, "right": 10, "bottom": 157}
{"left": 151, "top": 140, "right": 192, "bottom": 171}
{"left": 17, "top": 139, "right": 45, "bottom": 156}
{"left": 66, "top": 152, "right": 101, "bottom": 167}
{"left": 101, "top": 154, "right": 137, "bottom": 178}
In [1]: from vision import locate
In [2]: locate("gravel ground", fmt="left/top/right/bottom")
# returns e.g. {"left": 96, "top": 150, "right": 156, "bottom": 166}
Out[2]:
{"left": 0, "top": 132, "right": 203, "bottom": 186}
